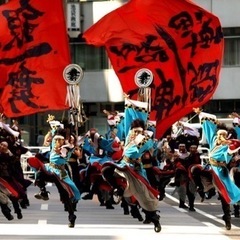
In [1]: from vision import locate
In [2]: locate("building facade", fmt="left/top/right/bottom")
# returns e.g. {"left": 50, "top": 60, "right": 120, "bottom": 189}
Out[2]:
{"left": 0, "top": 0, "right": 240, "bottom": 144}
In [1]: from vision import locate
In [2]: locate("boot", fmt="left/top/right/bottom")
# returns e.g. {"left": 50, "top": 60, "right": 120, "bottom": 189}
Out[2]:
{"left": 188, "top": 194, "right": 196, "bottom": 212}
{"left": 20, "top": 200, "right": 27, "bottom": 209}
{"left": 1, "top": 204, "right": 14, "bottom": 221}
{"left": 20, "top": 195, "right": 30, "bottom": 208}
{"left": 5, "top": 212, "right": 14, "bottom": 221}
{"left": 142, "top": 209, "right": 151, "bottom": 224}
{"left": 82, "top": 192, "right": 93, "bottom": 200}
{"left": 121, "top": 198, "right": 129, "bottom": 215}
{"left": 220, "top": 197, "right": 231, "bottom": 230}
{"left": 11, "top": 198, "right": 23, "bottom": 219}
{"left": 222, "top": 214, "right": 231, "bottom": 230}
{"left": 179, "top": 200, "right": 188, "bottom": 209}
{"left": 205, "top": 188, "right": 216, "bottom": 200}
{"left": 105, "top": 200, "right": 114, "bottom": 209}
{"left": 189, "top": 206, "right": 196, "bottom": 212}
{"left": 233, "top": 205, "right": 239, "bottom": 218}
{"left": 34, "top": 187, "right": 49, "bottom": 201}
{"left": 130, "top": 205, "right": 143, "bottom": 221}
{"left": 112, "top": 188, "right": 124, "bottom": 204}
{"left": 143, "top": 217, "right": 151, "bottom": 224}
{"left": 145, "top": 210, "right": 161, "bottom": 232}
{"left": 16, "top": 210, "right": 23, "bottom": 220}
{"left": 68, "top": 214, "right": 76, "bottom": 228}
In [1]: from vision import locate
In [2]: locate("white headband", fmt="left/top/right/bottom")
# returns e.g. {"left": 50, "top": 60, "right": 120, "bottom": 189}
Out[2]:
{"left": 53, "top": 135, "right": 64, "bottom": 140}
{"left": 132, "top": 127, "right": 143, "bottom": 132}
{"left": 217, "top": 129, "right": 228, "bottom": 135}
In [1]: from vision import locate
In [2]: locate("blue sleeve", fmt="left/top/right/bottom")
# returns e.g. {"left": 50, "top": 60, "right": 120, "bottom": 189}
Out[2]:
{"left": 201, "top": 118, "right": 217, "bottom": 150}
{"left": 234, "top": 125, "right": 240, "bottom": 139}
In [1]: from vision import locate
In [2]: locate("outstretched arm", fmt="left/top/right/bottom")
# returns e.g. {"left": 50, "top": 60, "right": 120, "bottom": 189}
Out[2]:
{"left": 192, "top": 108, "right": 217, "bottom": 149}
{"left": 230, "top": 112, "right": 240, "bottom": 118}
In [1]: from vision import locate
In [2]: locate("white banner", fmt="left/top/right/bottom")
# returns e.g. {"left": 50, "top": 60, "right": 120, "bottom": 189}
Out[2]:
{"left": 67, "top": 3, "right": 80, "bottom": 31}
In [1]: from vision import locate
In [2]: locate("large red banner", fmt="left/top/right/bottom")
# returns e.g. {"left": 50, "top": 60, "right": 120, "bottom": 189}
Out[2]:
{"left": 83, "top": 0, "right": 224, "bottom": 138}
{"left": 0, "top": 0, "right": 71, "bottom": 117}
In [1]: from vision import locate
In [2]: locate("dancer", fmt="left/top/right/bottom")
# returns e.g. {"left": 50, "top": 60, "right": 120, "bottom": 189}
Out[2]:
{"left": 193, "top": 108, "right": 240, "bottom": 230}
{"left": 29, "top": 126, "right": 81, "bottom": 228}
{"left": 102, "top": 118, "right": 161, "bottom": 232}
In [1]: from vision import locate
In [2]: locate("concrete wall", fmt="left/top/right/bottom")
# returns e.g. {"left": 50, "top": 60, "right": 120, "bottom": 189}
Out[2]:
{"left": 81, "top": 69, "right": 123, "bottom": 102}
{"left": 194, "top": 0, "right": 240, "bottom": 27}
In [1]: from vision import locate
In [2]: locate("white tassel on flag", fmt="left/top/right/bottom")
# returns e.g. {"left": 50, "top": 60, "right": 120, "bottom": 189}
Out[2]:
{"left": 138, "top": 87, "right": 151, "bottom": 113}
{"left": 63, "top": 64, "right": 87, "bottom": 135}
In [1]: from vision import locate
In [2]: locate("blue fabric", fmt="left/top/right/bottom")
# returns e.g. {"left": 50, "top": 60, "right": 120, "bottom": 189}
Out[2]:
{"left": 234, "top": 125, "right": 240, "bottom": 139}
{"left": 99, "top": 137, "right": 114, "bottom": 153}
{"left": 124, "top": 105, "right": 148, "bottom": 138}
{"left": 89, "top": 155, "right": 112, "bottom": 165}
{"left": 45, "top": 151, "right": 81, "bottom": 202}
{"left": 122, "top": 135, "right": 154, "bottom": 180}
{"left": 202, "top": 118, "right": 240, "bottom": 204}
{"left": 82, "top": 137, "right": 96, "bottom": 155}
{"left": 116, "top": 116, "right": 125, "bottom": 141}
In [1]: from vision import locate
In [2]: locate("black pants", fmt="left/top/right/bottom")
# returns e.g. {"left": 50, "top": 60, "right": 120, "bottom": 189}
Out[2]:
{"left": 35, "top": 170, "right": 75, "bottom": 215}
{"left": 219, "top": 194, "right": 231, "bottom": 220}
{"left": 102, "top": 165, "right": 119, "bottom": 189}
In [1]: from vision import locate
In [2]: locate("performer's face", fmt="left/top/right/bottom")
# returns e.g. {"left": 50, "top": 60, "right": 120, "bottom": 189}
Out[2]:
{"left": 132, "top": 127, "right": 143, "bottom": 136}
{"left": 189, "top": 145, "right": 197, "bottom": 153}
{"left": 55, "top": 138, "right": 65, "bottom": 147}
{"left": 69, "top": 135, "right": 75, "bottom": 144}
{"left": 216, "top": 131, "right": 227, "bottom": 144}
{"left": 129, "top": 127, "right": 143, "bottom": 142}
{"left": 178, "top": 144, "right": 186, "bottom": 153}
{"left": 0, "top": 141, "right": 8, "bottom": 153}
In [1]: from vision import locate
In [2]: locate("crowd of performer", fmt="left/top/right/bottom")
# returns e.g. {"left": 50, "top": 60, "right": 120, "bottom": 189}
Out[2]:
{"left": 0, "top": 115, "right": 32, "bottom": 221}
{"left": 0, "top": 99, "right": 240, "bottom": 232}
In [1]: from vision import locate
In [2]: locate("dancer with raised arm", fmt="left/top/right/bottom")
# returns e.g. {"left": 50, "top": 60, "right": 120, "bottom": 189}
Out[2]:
{"left": 193, "top": 108, "right": 240, "bottom": 230}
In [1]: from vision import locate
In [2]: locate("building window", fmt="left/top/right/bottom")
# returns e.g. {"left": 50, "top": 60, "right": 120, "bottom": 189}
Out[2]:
{"left": 203, "top": 99, "right": 240, "bottom": 116}
{"left": 223, "top": 28, "right": 240, "bottom": 67}
{"left": 224, "top": 37, "right": 240, "bottom": 66}
{"left": 70, "top": 43, "right": 109, "bottom": 70}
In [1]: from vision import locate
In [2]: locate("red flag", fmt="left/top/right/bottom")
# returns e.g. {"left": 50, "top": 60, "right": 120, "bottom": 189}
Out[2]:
{"left": 0, "top": 0, "right": 71, "bottom": 117}
{"left": 83, "top": 0, "right": 224, "bottom": 138}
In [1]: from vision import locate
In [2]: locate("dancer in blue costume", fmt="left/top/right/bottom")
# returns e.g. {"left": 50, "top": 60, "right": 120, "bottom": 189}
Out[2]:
{"left": 194, "top": 108, "right": 240, "bottom": 230}
{"left": 229, "top": 113, "right": 240, "bottom": 218}
{"left": 81, "top": 127, "right": 122, "bottom": 208}
{"left": 44, "top": 132, "right": 81, "bottom": 202}
{"left": 103, "top": 109, "right": 125, "bottom": 142}
{"left": 34, "top": 126, "right": 81, "bottom": 202}
{"left": 82, "top": 127, "right": 121, "bottom": 166}
{"left": 31, "top": 127, "right": 81, "bottom": 228}
{"left": 102, "top": 97, "right": 161, "bottom": 232}
{"left": 231, "top": 112, "right": 240, "bottom": 139}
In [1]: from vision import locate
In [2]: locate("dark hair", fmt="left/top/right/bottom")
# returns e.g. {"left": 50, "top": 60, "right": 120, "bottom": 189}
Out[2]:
{"left": 227, "top": 127, "right": 237, "bottom": 139}
{"left": 216, "top": 122, "right": 228, "bottom": 132}
{"left": 130, "top": 119, "right": 145, "bottom": 130}
{"left": 69, "top": 133, "right": 77, "bottom": 144}
{"left": 53, "top": 127, "right": 66, "bottom": 139}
